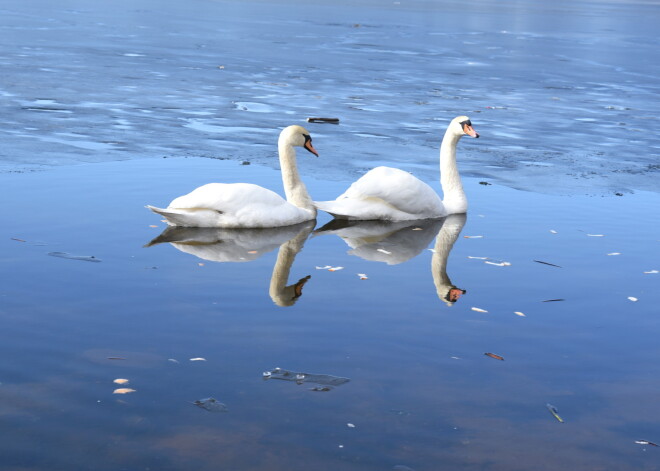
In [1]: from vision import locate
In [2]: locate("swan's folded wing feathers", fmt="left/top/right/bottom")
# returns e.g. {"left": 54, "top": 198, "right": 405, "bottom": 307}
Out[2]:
{"left": 322, "top": 167, "right": 445, "bottom": 220}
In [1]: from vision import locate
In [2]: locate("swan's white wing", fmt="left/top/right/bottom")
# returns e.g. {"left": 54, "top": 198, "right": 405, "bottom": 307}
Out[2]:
{"left": 316, "top": 167, "right": 445, "bottom": 221}
{"left": 150, "top": 183, "right": 312, "bottom": 228}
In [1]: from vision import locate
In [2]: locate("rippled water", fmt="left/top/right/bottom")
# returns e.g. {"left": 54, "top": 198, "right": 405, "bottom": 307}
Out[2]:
{"left": 1, "top": 0, "right": 660, "bottom": 470}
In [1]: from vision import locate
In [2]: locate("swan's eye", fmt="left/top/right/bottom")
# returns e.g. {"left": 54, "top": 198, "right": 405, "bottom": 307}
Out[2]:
{"left": 459, "top": 120, "right": 472, "bottom": 127}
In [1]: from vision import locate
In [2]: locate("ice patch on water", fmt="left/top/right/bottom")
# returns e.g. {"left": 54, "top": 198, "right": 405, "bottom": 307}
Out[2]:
{"left": 184, "top": 120, "right": 270, "bottom": 135}
{"left": 233, "top": 102, "right": 275, "bottom": 113}
{"left": 36, "top": 136, "right": 117, "bottom": 151}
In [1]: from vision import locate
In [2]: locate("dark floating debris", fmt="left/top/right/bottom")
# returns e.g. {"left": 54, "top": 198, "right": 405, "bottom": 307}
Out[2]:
{"left": 306, "top": 117, "right": 340, "bottom": 124}
{"left": 48, "top": 252, "right": 101, "bottom": 263}
{"left": 241, "top": 160, "right": 250, "bottom": 165}
{"left": 546, "top": 403, "right": 564, "bottom": 423}
{"left": 635, "top": 440, "right": 659, "bottom": 447}
{"left": 107, "top": 357, "right": 126, "bottom": 360}
{"left": 263, "top": 367, "right": 350, "bottom": 390}
{"left": 542, "top": 298, "right": 565, "bottom": 302}
{"left": 193, "top": 397, "right": 228, "bottom": 413}
{"left": 478, "top": 181, "right": 492, "bottom": 186}
{"left": 534, "top": 260, "right": 562, "bottom": 268}
{"left": 484, "top": 352, "right": 504, "bottom": 361}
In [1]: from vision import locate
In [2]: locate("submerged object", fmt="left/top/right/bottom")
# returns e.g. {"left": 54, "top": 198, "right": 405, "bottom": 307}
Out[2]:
{"left": 546, "top": 403, "right": 564, "bottom": 423}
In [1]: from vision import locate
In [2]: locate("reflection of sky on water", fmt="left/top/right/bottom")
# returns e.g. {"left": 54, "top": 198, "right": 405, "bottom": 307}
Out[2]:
{"left": 1, "top": 0, "right": 658, "bottom": 195}
{"left": 1, "top": 156, "right": 659, "bottom": 470}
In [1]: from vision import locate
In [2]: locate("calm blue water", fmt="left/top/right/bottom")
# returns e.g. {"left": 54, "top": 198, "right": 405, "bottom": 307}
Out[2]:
{"left": 1, "top": 0, "right": 659, "bottom": 470}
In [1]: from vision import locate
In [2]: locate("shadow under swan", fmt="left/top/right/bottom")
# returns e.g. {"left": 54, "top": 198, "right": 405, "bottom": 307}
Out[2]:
{"left": 145, "top": 220, "right": 315, "bottom": 307}
{"left": 314, "top": 214, "right": 467, "bottom": 305}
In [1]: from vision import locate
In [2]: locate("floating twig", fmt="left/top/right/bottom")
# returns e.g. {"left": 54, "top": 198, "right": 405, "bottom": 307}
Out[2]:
{"left": 484, "top": 352, "right": 504, "bottom": 361}
{"left": 534, "top": 260, "right": 562, "bottom": 268}
{"left": 307, "top": 117, "right": 340, "bottom": 124}
{"left": 635, "top": 440, "right": 659, "bottom": 447}
{"left": 546, "top": 403, "right": 564, "bottom": 423}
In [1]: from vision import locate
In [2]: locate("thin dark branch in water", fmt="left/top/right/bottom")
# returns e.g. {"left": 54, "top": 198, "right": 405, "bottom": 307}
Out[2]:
{"left": 534, "top": 260, "right": 562, "bottom": 268}
{"left": 542, "top": 299, "right": 565, "bottom": 302}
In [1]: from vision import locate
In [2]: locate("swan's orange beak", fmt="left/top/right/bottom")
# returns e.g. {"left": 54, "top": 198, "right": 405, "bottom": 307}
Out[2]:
{"left": 463, "top": 123, "right": 479, "bottom": 138}
{"left": 304, "top": 140, "right": 319, "bottom": 157}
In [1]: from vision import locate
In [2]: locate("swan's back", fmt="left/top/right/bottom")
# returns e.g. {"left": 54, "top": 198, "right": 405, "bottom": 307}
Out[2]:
{"left": 316, "top": 167, "right": 445, "bottom": 220}
{"left": 150, "top": 182, "right": 312, "bottom": 228}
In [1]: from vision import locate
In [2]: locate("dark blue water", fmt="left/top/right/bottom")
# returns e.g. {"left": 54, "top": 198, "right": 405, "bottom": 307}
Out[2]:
{"left": 1, "top": 0, "right": 659, "bottom": 470}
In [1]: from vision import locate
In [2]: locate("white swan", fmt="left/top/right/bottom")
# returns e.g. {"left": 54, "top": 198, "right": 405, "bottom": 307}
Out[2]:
{"left": 314, "top": 116, "right": 478, "bottom": 221}
{"left": 146, "top": 125, "right": 319, "bottom": 228}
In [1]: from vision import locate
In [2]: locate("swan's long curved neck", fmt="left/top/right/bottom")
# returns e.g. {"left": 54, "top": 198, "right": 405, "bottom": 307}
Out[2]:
{"left": 269, "top": 224, "right": 313, "bottom": 306}
{"left": 439, "top": 131, "right": 467, "bottom": 214}
{"left": 432, "top": 214, "right": 467, "bottom": 305}
{"left": 279, "top": 142, "right": 316, "bottom": 214}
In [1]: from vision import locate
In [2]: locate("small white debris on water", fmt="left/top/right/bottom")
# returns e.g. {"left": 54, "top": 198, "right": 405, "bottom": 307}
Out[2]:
{"left": 549, "top": 230, "right": 558, "bottom": 234}
{"left": 328, "top": 266, "right": 344, "bottom": 271}
{"left": 514, "top": 311, "right": 526, "bottom": 317}
{"left": 587, "top": 234, "right": 605, "bottom": 237}
{"left": 471, "top": 307, "right": 488, "bottom": 313}
{"left": 485, "top": 261, "right": 511, "bottom": 266}
{"left": 607, "top": 252, "right": 621, "bottom": 256}
{"left": 347, "top": 423, "right": 356, "bottom": 428}
{"left": 628, "top": 297, "right": 638, "bottom": 302}
{"left": 190, "top": 357, "right": 207, "bottom": 361}
{"left": 643, "top": 270, "right": 658, "bottom": 274}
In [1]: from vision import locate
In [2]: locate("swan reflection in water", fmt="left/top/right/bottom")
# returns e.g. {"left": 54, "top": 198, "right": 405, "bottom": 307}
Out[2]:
{"left": 314, "top": 214, "right": 467, "bottom": 305}
{"left": 145, "top": 221, "right": 315, "bottom": 307}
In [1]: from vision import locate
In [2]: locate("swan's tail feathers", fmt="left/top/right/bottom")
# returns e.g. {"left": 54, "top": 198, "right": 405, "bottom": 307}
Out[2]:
{"left": 313, "top": 200, "right": 352, "bottom": 220}
{"left": 145, "top": 205, "right": 213, "bottom": 227}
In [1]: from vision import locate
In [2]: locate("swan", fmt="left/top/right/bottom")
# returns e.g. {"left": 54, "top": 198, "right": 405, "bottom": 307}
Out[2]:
{"left": 314, "top": 116, "right": 478, "bottom": 221}
{"left": 146, "top": 125, "right": 319, "bottom": 228}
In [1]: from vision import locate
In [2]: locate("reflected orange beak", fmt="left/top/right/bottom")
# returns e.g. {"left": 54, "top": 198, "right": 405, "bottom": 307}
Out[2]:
{"left": 463, "top": 123, "right": 479, "bottom": 138}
